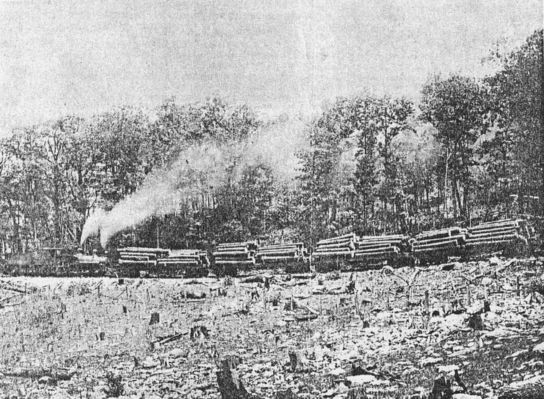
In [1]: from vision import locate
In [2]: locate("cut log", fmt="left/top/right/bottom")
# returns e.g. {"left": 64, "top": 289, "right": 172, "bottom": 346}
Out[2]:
{"left": 154, "top": 331, "right": 188, "bottom": 346}
{"left": 1, "top": 367, "right": 76, "bottom": 382}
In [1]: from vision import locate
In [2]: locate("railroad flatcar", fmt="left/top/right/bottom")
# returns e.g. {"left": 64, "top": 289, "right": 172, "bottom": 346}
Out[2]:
{"left": 211, "top": 241, "right": 258, "bottom": 276}
{"left": 2, "top": 218, "right": 540, "bottom": 278}
{"left": 255, "top": 242, "right": 308, "bottom": 273}
{"left": 113, "top": 247, "right": 208, "bottom": 278}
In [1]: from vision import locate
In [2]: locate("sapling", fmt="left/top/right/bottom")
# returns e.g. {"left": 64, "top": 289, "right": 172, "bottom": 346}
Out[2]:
{"left": 381, "top": 266, "right": 424, "bottom": 308}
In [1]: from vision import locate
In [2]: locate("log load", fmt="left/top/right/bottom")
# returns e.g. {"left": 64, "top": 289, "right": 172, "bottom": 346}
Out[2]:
{"left": 312, "top": 233, "right": 358, "bottom": 271}
{"left": 313, "top": 233, "right": 357, "bottom": 259}
{"left": 351, "top": 234, "right": 409, "bottom": 269}
{"left": 465, "top": 219, "right": 529, "bottom": 256}
{"left": 157, "top": 249, "right": 210, "bottom": 278}
{"left": 411, "top": 227, "right": 467, "bottom": 264}
{"left": 256, "top": 243, "right": 306, "bottom": 263}
{"left": 116, "top": 247, "right": 170, "bottom": 277}
{"left": 213, "top": 241, "right": 258, "bottom": 276}
{"left": 255, "top": 243, "right": 308, "bottom": 272}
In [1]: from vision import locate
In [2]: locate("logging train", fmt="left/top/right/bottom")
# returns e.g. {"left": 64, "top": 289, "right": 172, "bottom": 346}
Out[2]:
{"left": 0, "top": 218, "right": 541, "bottom": 278}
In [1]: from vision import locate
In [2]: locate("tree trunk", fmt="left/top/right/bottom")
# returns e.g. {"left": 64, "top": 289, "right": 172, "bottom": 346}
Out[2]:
{"left": 443, "top": 146, "right": 450, "bottom": 218}
{"left": 540, "top": 38, "right": 544, "bottom": 217}
{"left": 7, "top": 199, "right": 22, "bottom": 254}
{"left": 426, "top": 185, "right": 430, "bottom": 211}
{"left": 463, "top": 182, "right": 470, "bottom": 221}
{"left": 452, "top": 179, "right": 462, "bottom": 219}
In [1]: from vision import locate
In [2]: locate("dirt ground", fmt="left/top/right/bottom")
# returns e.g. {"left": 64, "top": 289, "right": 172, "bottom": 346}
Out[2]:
{"left": 1, "top": 256, "right": 544, "bottom": 399}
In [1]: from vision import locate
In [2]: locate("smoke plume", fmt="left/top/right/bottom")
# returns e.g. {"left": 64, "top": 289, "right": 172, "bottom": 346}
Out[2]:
{"left": 80, "top": 114, "right": 309, "bottom": 247}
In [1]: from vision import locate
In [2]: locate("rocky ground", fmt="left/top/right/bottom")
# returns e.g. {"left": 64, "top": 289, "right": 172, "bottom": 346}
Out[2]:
{"left": 1, "top": 256, "right": 544, "bottom": 399}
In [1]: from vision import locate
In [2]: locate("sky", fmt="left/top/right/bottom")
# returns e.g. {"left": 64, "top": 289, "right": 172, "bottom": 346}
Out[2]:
{"left": 0, "top": 0, "right": 542, "bottom": 136}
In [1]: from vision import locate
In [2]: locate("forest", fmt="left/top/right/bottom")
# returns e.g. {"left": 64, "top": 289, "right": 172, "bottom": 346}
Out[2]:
{"left": 0, "top": 29, "right": 542, "bottom": 254}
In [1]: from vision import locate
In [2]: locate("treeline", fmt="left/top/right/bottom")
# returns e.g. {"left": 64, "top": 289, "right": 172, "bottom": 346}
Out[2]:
{"left": 0, "top": 30, "right": 542, "bottom": 254}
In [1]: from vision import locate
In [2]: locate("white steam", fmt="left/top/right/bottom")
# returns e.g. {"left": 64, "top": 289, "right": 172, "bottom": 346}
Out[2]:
{"left": 246, "top": 116, "right": 308, "bottom": 182}
{"left": 80, "top": 115, "right": 309, "bottom": 247}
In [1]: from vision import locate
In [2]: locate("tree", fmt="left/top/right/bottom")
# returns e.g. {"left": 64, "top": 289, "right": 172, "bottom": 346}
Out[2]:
{"left": 373, "top": 97, "right": 413, "bottom": 231}
{"left": 420, "top": 75, "right": 489, "bottom": 220}
{"left": 396, "top": 125, "right": 441, "bottom": 231}
{"left": 296, "top": 104, "right": 355, "bottom": 244}
{"left": 352, "top": 98, "right": 379, "bottom": 233}
{"left": 38, "top": 116, "right": 91, "bottom": 245}
{"left": 0, "top": 129, "right": 50, "bottom": 252}
{"left": 88, "top": 107, "right": 151, "bottom": 206}
{"left": 148, "top": 98, "right": 261, "bottom": 166}
{"left": 485, "top": 29, "right": 543, "bottom": 215}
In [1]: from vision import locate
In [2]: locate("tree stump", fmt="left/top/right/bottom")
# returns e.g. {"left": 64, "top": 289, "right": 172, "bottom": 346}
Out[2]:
{"left": 347, "top": 387, "right": 367, "bottom": 399}
{"left": 429, "top": 376, "right": 453, "bottom": 399}
{"left": 216, "top": 358, "right": 256, "bottom": 399}
{"left": 149, "top": 312, "right": 160, "bottom": 325}
{"left": 468, "top": 313, "right": 483, "bottom": 330}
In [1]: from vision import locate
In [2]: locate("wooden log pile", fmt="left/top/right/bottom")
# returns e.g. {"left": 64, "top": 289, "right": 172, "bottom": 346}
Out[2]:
{"left": 312, "top": 233, "right": 357, "bottom": 262}
{"left": 256, "top": 243, "right": 306, "bottom": 264}
{"left": 411, "top": 227, "right": 467, "bottom": 263}
{"left": 213, "top": 241, "right": 258, "bottom": 274}
{"left": 465, "top": 219, "right": 529, "bottom": 255}
{"left": 117, "top": 247, "right": 169, "bottom": 265}
{"left": 117, "top": 247, "right": 170, "bottom": 276}
{"left": 157, "top": 249, "right": 210, "bottom": 277}
{"left": 157, "top": 249, "right": 210, "bottom": 266}
{"left": 352, "top": 234, "right": 408, "bottom": 268}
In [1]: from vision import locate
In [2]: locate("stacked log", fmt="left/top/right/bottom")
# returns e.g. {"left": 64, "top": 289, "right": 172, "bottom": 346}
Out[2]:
{"left": 116, "top": 247, "right": 169, "bottom": 277}
{"left": 157, "top": 249, "right": 210, "bottom": 277}
{"left": 466, "top": 219, "right": 528, "bottom": 255}
{"left": 256, "top": 243, "right": 308, "bottom": 272}
{"left": 256, "top": 243, "right": 306, "bottom": 263}
{"left": 352, "top": 234, "right": 408, "bottom": 269}
{"left": 411, "top": 227, "right": 467, "bottom": 264}
{"left": 312, "top": 233, "right": 357, "bottom": 271}
{"left": 213, "top": 241, "right": 258, "bottom": 276}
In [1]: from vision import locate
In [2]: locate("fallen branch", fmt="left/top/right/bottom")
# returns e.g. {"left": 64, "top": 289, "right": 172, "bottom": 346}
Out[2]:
{"left": 294, "top": 313, "right": 318, "bottom": 321}
{"left": 1, "top": 368, "right": 76, "bottom": 382}
{"left": 153, "top": 331, "right": 188, "bottom": 346}
{"left": 0, "top": 281, "right": 30, "bottom": 294}
{"left": 0, "top": 293, "right": 24, "bottom": 303}
{"left": 0, "top": 301, "right": 24, "bottom": 308}
{"left": 241, "top": 275, "right": 272, "bottom": 284}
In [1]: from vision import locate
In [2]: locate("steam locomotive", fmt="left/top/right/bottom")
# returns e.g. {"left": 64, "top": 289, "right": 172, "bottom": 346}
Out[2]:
{"left": 0, "top": 218, "right": 540, "bottom": 278}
